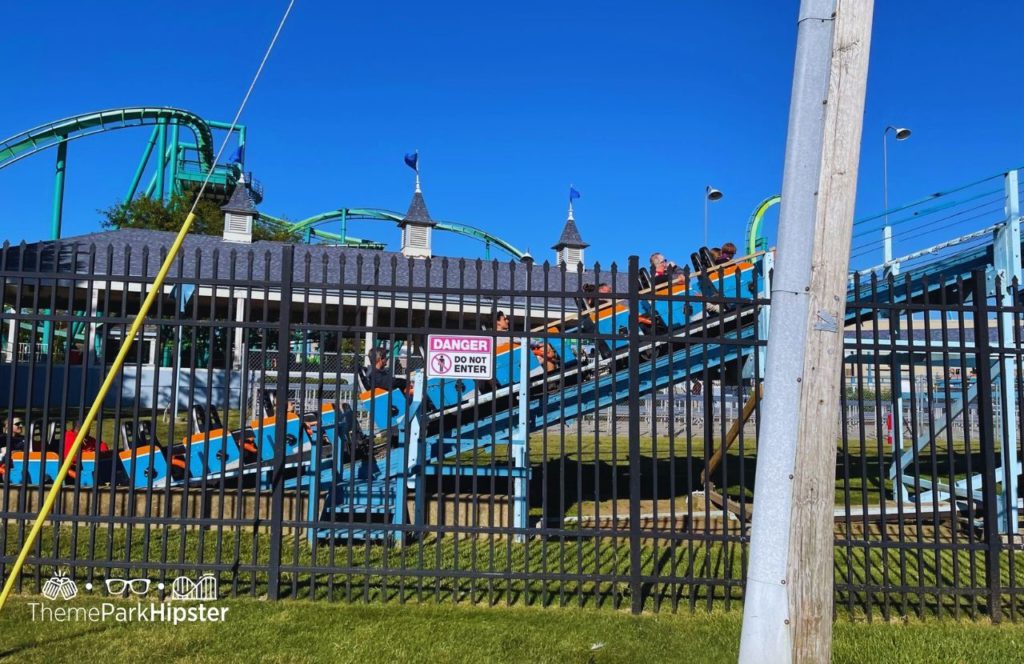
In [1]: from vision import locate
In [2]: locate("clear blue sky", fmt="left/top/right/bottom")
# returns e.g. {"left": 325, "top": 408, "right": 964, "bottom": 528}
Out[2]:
{"left": 1, "top": 1, "right": 1022, "bottom": 269}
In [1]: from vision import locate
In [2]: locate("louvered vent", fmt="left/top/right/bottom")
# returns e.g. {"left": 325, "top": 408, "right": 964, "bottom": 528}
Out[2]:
{"left": 559, "top": 247, "right": 584, "bottom": 268}
{"left": 226, "top": 213, "right": 250, "bottom": 234}
{"left": 223, "top": 212, "right": 253, "bottom": 243}
{"left": 406, "top": 225, "right": 429, "bottom": 248}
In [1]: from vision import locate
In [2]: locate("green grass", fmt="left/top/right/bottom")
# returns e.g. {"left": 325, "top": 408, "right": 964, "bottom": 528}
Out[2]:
{"left": 458, "top": 432, "right": 958, "bottom": 510}
{"left": 1, "top": 596, "right": 1024, "bottom": 664}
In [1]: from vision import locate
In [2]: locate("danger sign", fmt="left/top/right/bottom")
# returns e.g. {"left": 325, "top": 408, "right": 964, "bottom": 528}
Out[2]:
{"left": 426, "top": 334, "right": 493, "bottom": 380}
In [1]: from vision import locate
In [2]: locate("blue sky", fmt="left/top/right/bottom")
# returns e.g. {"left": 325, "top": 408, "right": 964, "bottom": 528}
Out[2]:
{"left": 1, "top": 1, "right": 1022, "bottom": 269}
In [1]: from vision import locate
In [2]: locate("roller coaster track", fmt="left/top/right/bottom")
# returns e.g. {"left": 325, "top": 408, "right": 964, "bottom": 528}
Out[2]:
{"left": 263, "top": 208, "right": 529, "bottom": 259}
{"left": 0, "top": 109, "right": 527, "bottom": 259}
{"left": 0, "top": 107, "right": 215, "bottom": 173}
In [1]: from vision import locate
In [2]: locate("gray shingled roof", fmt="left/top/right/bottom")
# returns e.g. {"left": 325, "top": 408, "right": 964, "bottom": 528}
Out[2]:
{"left": 398, "top": 191, "right": 435, "bottom": 227}
{"left": 220, "top": 181, "right": 257, "bottom": 215}
{"left": 2, "top": 229, "right": 631, "bottom": 307}
{"left": 552, "top": 218, "right": 588, "bottom": 250}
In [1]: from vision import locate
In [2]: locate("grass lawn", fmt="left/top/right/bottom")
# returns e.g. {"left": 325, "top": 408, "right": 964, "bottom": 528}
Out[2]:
{"left": 1, "top": 595, "right": 1023, "bottom": 664}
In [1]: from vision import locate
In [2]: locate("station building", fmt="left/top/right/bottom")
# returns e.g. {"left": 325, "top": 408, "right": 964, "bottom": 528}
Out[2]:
{"left": 1, "top": 179, "right": 614, "bottom": 409}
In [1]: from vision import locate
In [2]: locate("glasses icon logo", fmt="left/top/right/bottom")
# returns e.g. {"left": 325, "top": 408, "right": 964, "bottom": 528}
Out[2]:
{"left": 105, "top": 578, "right": 151, "bottom": 596}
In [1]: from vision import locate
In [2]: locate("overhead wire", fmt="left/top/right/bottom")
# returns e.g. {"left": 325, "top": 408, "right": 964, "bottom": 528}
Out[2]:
{"left": 852, "top": 189, "right": 1005, "bottom": 239}
{"left": 850, "top": 198, "right": 1006, "bottom": 261}
{"left": 851, "top": 170, "right": 1012, "bottom": 227}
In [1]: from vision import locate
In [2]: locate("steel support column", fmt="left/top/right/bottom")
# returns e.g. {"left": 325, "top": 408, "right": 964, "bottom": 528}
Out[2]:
{"left": 993, "top": 170, "right": 1022, "bottom": 533}
{"left": 50, "top": 138, "right": 68, "bottom": 240}
{"left": 155, "top": 120, "right": 167, "bottom": 202}
{"left": 888, "top": 260, "right": 908, "bottom": 501}
{"left": 512, "top": 335, "right": 529, "bottom": 542}
{"left": 125, "top": 126, "right": 159, "bottom": 203}
{"left": 168, "top": 120, "right": 180, "bottom": 197}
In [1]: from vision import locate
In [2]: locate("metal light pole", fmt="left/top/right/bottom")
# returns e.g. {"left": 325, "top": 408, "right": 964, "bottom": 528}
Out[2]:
{"left": 881, "top": 125, "right": 911, "bottom": 506}
{"left": 704, "top": 185, "right": 723, "bottom": 246}
{"left": 882, "top": 125, "right": 911, "bottom": 264}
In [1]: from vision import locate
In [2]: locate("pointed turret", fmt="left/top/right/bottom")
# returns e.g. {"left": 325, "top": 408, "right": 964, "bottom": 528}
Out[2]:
{"left": 221, "top": 174, "right": 258, "bottom": 244}
{"left": 552, "top": 195, "right": 588, "bottom": 268}
{"left": 399, "top": 151, "right": 436, "bottom": 258}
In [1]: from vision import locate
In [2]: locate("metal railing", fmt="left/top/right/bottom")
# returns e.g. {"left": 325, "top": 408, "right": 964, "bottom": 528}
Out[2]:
{"left": 0, "top": 239, "right": 1021, "bottom": 620}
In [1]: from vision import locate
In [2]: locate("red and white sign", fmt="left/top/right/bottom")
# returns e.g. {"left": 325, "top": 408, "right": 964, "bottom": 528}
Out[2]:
{"left": 426, "top": 334, "right": 493, "bottom": 380}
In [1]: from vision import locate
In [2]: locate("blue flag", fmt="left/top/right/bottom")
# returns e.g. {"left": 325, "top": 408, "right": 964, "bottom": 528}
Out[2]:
{"left": 569, "top": 186, "right": 581, "bottom": 201}
{"left": 404, "top": 152, "right": 419, "bottom": 172}
{"left": 229, "top": 145, "right": 245, "bottom": 164}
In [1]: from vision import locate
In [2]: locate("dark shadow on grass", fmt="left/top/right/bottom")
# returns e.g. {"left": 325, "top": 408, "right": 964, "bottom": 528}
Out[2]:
{"left": 0, "top": 623, "right": 113, "bottom": 659}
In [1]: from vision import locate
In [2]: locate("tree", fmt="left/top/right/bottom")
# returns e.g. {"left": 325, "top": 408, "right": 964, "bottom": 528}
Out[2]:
{"left": 101, "top": 191, "right": 299, "bottom": 242}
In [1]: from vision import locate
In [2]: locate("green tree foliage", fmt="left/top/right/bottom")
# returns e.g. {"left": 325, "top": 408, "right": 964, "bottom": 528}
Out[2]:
{"left": 101, "top": 191, "right": 298, "bottom": 242}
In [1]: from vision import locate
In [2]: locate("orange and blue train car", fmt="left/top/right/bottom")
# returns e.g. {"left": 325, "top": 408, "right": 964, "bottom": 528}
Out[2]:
{"left": 2, "top": 451, "right": 61, "bottom": 485}
{"left": 0, "top": 404, "right": 339, "bottom": 489}
{"left": 641, "top": 256, "right": 760, "bottom": 331}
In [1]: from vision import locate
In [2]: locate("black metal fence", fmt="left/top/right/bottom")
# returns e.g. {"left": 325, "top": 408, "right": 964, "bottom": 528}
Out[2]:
{"left": 0, "top": 238, "right": 1021, "bottom": 619}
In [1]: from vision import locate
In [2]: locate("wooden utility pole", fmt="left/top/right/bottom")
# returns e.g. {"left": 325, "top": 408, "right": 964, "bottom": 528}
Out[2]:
{"left": 739, "top": 1, "right": 874, "bottom": 663}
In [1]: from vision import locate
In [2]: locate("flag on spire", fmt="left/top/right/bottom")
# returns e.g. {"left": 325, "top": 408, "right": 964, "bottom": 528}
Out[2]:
{"left": 567, "top": 185, "right": 580, "bottom": 221}
{"left": 405, "top": 151, "right": 421, "bottom": 193}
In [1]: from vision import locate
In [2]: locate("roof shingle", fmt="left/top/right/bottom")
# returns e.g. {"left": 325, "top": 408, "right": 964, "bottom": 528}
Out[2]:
{"left": 552, "top": 218, "right": 588, "bottom": 250}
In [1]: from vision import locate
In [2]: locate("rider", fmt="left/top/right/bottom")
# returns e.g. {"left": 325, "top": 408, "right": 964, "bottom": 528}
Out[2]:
{"left": 718, "top": 242, "right": 737, "bottom": 263}
{"left": 649, "top": 252, "right": 685, "bottom": 286}
{"left": 366, "top": 347, "right": 413, "bottom": 398}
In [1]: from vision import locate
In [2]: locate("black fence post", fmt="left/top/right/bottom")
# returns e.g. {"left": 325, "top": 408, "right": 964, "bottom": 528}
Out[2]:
{"left": 973, "top": 273, "right": 1002, "bottom": 622}
{"left": 268, "top": 245, "right": 294, "bottom": 601}
{"left": 627, "top": 256, "right": 643, "bottom": 613}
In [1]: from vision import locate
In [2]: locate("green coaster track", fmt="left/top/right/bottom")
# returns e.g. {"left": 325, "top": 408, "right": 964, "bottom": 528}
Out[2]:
{"left": 261, "top": 209, "right": 529, "bottom": 259}
{"left": 0, "top": 106, "right": 529, "bottom": 259}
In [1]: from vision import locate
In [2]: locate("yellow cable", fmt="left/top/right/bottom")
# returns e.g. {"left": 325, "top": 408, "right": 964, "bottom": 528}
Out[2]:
{"left": 0, "top": 0, "right": 296, "bottom": 613}
{"left": 0, "top": 213, "right": 199, "bottom": 611}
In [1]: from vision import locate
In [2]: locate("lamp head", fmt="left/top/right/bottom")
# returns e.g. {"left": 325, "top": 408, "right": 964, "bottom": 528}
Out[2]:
{"left": 705, "top": 186, "right": 723, "bottom": 202}
{"left": 886, "top": 125, "right": 912, "bottom": 141}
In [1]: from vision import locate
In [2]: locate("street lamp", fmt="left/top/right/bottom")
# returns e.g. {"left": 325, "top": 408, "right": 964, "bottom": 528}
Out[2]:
{"left": 881, "top": 126, "right": 911, "bottom": 469}
{"left": 882, "top": 125, "right": 911, "bottom": 264}
{"left": 704, "top": 185, "right": 723, "bottom": 246}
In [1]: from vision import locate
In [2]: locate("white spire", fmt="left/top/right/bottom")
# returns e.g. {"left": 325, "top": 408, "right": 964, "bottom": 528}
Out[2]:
{"left": 567, "top": 199, "right": 574, "bottom": 222}
{"left": 415, "top": 151, "right": 421, "bottom": 194}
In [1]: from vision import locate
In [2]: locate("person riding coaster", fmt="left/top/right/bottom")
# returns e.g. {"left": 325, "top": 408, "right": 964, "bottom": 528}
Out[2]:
{"left": 642, "top": 248, "right": 761, "bottom": 331}
{"left": 358, "top": 251, "right": 764, "bottom": 433}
